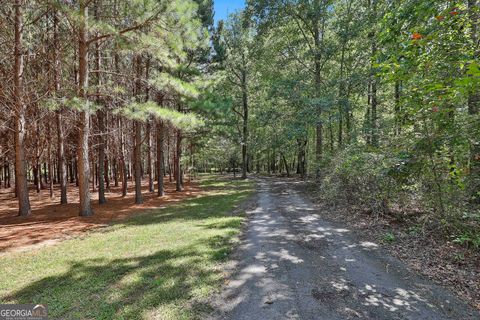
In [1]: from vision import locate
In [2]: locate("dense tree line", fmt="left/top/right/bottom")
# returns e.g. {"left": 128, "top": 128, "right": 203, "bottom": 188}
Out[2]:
{"left": 204, "top": 0, "right": 479, "bottom": 233}
{"left": 1, "top": 0, "right": 479, "bottom": 241}
{"left": 0, "top": 0, "right": 212, "bottom": 216}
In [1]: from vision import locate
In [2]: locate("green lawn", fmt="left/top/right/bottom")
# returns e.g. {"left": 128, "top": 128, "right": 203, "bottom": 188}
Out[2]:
{"left": 0, "top": 176, "right": 254, "bottom": 320}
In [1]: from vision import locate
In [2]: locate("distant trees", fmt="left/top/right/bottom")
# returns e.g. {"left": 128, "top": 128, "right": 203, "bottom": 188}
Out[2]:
{"left": 1, "top": 0, "right": 478, "bottom": 228}
{"left": 208, "top": 0, "right": 479, "bottom": 224}
{"left": 214, "top": 13, "right": 257, "bottom": 179}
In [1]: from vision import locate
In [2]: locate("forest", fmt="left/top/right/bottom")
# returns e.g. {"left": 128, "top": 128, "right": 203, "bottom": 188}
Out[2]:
{"left": 0, "top": 0, "right": 479, "bottom": 319}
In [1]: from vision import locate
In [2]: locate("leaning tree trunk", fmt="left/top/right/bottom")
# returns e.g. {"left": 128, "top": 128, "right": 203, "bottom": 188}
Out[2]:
{"left": 77, "top": 0, "right": 93, "bottom": 216}
{"left": 156, "top": 119, "right": 165, "bottom": 197}
{"left": 13, "top": 0, "right": 31, "bottom": 216}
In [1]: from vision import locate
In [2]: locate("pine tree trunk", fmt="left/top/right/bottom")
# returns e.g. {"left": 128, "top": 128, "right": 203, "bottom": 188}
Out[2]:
{"left": 98, "top": 110, "right": 107, "bottom": 204}
{"left": 157, "top": 120, "right": 165, "bottom": 196}
{"left": 176, "top": 129, "right": 183, "bottom": 191}
{"left": 13, "top": 0, "right": 31, "bottom": 216}
{"left": 134, "top": 121, "right": 143, "bottom": 204}
{"left": 57, "top": 111, "right": 67, "bottom": 203}
{"left": 147, "top": 120, "right": 154, "bottom": 192}
{"left": 53, "top": 12, "right": 68, "bottom": 204}
{"left": 94, "top": 8, "right": 107, "bottom": 204}
{"left": 168, "top": 137, "right": 172, "bottom": 182}
{"left": 113, "top": 158, "right": 119, "bottom": 187}
{"left": 48, "top": 124, "right": 54, "bottom": 198}
{"left": 120, "top": 119, "right": 128, "bottom": 196}
{"left": 77, "top": 0, "right": 93, "bottom": 216}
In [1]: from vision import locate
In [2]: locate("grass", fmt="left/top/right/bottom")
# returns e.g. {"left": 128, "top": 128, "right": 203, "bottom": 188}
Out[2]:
{"left": 0, "top": 176, "right": 254, "bottom": 319}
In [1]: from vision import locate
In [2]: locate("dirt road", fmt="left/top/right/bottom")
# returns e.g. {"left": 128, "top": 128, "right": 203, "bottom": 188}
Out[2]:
{"left": 211, "top": 178, "right": 478, "bottom": 319}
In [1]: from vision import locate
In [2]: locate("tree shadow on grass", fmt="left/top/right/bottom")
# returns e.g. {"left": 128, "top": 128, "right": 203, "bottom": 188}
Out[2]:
{"left": 1, "top": 181, "right": 255, "bottom": 319}
{"left": 124, "top": 189, "right": 252, "bottom": 227}
{"left": 3, "top": 239, "right": 231, "bottom": 319}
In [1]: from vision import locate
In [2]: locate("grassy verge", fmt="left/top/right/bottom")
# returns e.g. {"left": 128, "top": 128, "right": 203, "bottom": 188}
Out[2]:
{"left": 0, "top": 176, "right": 254, "bottom": 319}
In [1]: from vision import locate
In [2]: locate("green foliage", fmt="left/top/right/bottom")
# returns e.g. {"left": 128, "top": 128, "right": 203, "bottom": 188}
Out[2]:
{"left": 453, "top": 231, "right": 480, "bottom": 250}
{"left": 41, "top": 97, "right": 100, "bottom": 112}
{"left": 383, "top": 232, "right": 396, "bottom": 243}
{"left": 120, "top": 101, "right": 203, "bottom": 131}
{"left": 407, "top": 225, "right": 421, "bottom": 236}
{"left": 200, "top": 0, "right": 479, "bottom": 240}
{"left": 321, "top": 146, "right": 400, "bottom": 213}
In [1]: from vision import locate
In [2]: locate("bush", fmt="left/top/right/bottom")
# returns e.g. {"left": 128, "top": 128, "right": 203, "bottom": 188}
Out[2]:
{"left": 319, "top": 143, "right": 479, "bottom": 235}
{"left": 320, "top": 145, "right": 403, "bottom": 214}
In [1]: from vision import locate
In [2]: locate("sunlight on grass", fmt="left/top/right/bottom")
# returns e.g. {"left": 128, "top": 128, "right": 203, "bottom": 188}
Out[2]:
{"left": 0, "top": 176, "right": 254, "bottom": 320}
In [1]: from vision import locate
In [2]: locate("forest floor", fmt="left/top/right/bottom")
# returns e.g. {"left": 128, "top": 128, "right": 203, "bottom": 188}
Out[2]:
{"left": 0, "top": 176, "right": 254, "bottom": 319}
{"left": 210, "top": 176, "right": 479, "bottom": 319}
{"left": 300, "top": 180, "right": 480, "bottom": 312}
{"left": 0, "top": 179, "right": 203, "bottom": 253}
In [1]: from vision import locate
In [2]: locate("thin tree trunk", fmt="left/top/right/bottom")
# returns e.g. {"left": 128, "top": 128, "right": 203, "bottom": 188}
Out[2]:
{"left": 133, "top": 54, "right": 143, "bottom": 204}
{"left": 168, "top": 136, "right": 172, "bottom": 182}
{"left": 48, "top": 124, "right": 53, "bottom": 198}
{"left": 134, "top": 121, "right": 143, "bottom": 203}
{"left": 95, "top": 4, "right": 106, "bottom": 204}
{"left": 394, "top": 81, "right": 401, "bottom": 135}
{"left": 113, "top": 158, "right": 119, "bottom": 187}
{"left": 147, "top": 120, "right": 154, "bottom": 192}
{"left": 57, "top": 112, "right": 67, "bottom": 203}
{"left": 369, "top": 0, "right": 378, "bottom": 147}
{"left": 156, "top": 120, "right": 165, "bottom": 196}
{"left": 329, "top": 113, "right": 334, "bottom": 152}
{"left": 337, "top": 21, "right": 349, "bottom": 148}
{"left": 468, "top": 0, "right": 480, "bottom": 202}
{"left": 98, "top": 110, "right": 107, "bottom": 204}
{"left": 281, "top": 153, "right": 290, "bottom": 177}
{"left": 241, "top": 71, "right": 248, "bottom": 179}
{"left": 92, "top": 159, "right": 96, "bottom": 192}
{"left": 313, "top": 0, "right": 324, "bottom": 177}
{"left": 43, "top": 162, "right": 48, "bottom": 186}
{"left": 176, "top": 129, "right": 183, "bottom": 191}
{"left": 120, "top": 118, "right": 128, "bottom": 196}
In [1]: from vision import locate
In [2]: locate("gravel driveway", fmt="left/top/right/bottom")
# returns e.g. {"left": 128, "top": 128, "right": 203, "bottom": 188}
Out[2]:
{"left": 210, "top": 177, "right": 479, "bottom": 320}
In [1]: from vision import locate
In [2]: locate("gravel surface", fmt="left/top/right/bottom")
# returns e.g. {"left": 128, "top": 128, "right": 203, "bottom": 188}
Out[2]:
{"left": 210, "top": 177, "right": 479, "bottom": 320}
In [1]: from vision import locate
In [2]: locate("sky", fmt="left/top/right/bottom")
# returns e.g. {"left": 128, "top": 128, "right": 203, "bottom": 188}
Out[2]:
{"left": 214, "top": 0, "right": 245, "bottom": 24}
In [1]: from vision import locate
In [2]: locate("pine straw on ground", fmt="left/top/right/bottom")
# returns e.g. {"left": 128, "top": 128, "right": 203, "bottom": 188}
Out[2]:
{"left": 299, "top": 181, "right": 480, "bottom": 311}
{"left": 0, "top": 179, "right": 202, "bottom": 253}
